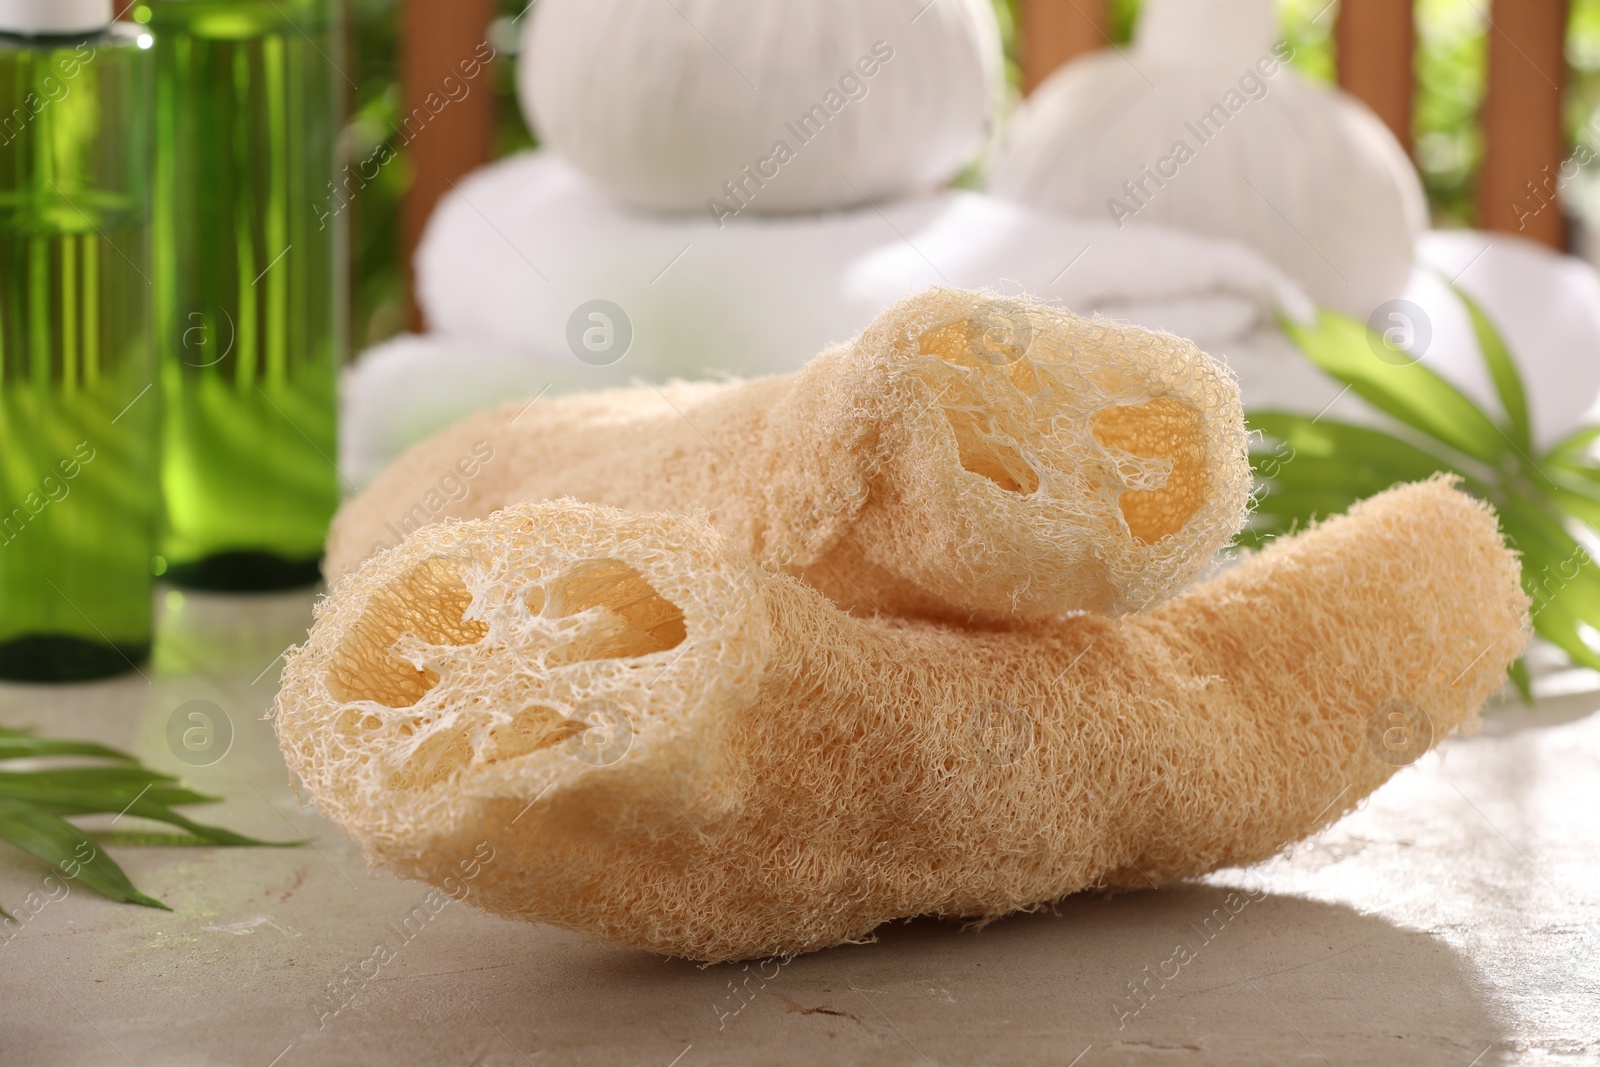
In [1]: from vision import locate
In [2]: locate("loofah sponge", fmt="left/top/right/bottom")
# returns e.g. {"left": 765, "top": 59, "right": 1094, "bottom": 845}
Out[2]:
{"left": 326, "top": 288, "right": 1251, "bottom": 622}
{"left": 277, "top": 476, "right": 1529, "bottom": 962}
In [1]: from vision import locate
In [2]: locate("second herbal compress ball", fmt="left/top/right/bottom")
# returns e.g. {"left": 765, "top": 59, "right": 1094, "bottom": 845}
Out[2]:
{"left": 990, "top": 0, "right": 1426, "bottom": 317}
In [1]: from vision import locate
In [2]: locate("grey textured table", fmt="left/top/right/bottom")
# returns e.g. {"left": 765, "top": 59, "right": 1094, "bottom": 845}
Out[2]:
{"left": 2, "top": 587, "right": 1597, "bottom": 1066}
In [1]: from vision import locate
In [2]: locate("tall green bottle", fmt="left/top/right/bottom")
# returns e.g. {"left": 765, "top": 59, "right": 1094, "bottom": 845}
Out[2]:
{"left": 135, "top": 0, "right": 342, "bottom": 591}
{"left": 0, "top": 1, "right": 156, "bottom": 682}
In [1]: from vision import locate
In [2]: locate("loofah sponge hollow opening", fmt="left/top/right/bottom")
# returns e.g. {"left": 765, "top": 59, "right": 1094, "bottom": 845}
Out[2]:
{"left": 912, "top": 308, "right": 1209, "bottom": 544}
{"left": 1090, "top": 397, "right": 1208, "bottom": 543}
{"left": 319, "top": 551, "right": 694, "bottom": 797}
{"left": 813, "top": 288, "right": 1251, "bottom": 618}
{"left": 281, "top": 505, "right": 772, "bottom": 865}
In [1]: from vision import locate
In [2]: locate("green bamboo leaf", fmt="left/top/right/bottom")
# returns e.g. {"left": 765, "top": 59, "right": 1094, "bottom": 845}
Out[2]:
{"left": 1549, "top": 486, "right": 1600, "bottom": 532}
{"left": 0, "top": 766, "right": 180, "bottom": 787}
{"left": 93, "top": 830, "right": 218, "bottom": 848}
{"left": 1281, "top": 310, "right": 1510, "bottom": 465}
{"left": 1450, "top": 283, "right": 1532, "bottom": 452}
{"left": 1250, "top": 412, "right": 1468, "bottom": 480}
{"left": 122, "top": 800, "right": 300, "bottom": 848}
{"left": 1507, "top": 658, "right": 1533, "bottom": 703}
{"left": 0, "top": 736, "right": 139, "bottom": 764}
{"left": 1266, "top": 300, "right": 1600, "bottom": 683}
{"left": 1499, "top": 501, "right": 1590, "bottom": 565}
{"left": 1497, "top": 509, "right": 1600, "bottom": 663}
{"left": 1547, "top": 423, "right": 1600, "bottom": 463}
{"left": 1526, "top": 591, "right": 1600, "bottom": 673}
{"left": 0, "top": 800, "right": 168, "bottom": 909}
{"left": 0, "top": 774, "right": 292, "bottom": 846}
{"left": 1253, "top": 453, "right": 1427, "bottom": 499}
{"left": 1545, "top": 457, "right": 1600, "bottom": 489}
{"left": 1247, "top": 485, "right": 1367, "bottom": 525}
{"left": 0, "top": 726, "right": 303, "bottom": 911}
{"left": 1506, "top": 549, "right": 1600, "bottom": 674}
{"left": 0, "top": 769, "right": 218, "bottom": 816}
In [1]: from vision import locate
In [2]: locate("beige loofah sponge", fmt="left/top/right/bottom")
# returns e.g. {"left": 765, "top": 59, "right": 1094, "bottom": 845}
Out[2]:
{"left": 277, "top": 477, "right": 1528, "bottom": 962}
{"left": 326, "top": 288, "right": 1251, "bottom": 622}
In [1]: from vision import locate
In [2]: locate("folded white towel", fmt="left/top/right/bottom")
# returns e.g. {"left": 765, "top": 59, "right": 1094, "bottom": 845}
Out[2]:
{"left": 412, "top": 150, "right": 1309, "bottom": 383}
{"left": 342, "top": 235, "right": 1600, "bottom": 488}
{"left": 340, "top": 333, "right": 551, "bottom": 488}
{"left": 341, "top": 153, "right": 1600, "bottom": 487}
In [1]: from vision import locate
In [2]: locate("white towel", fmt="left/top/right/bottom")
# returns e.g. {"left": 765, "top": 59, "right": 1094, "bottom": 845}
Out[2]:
{"left": 339, "top": 333, "right": 554, "bottom": 487}
{"left": 344, "top": 152, "right": 1600, "bottom": 484}
{"left": 342, "top": 235, "right": 1600, "bottom": 486}
{"left": 412, "top": 150, "right": 1309, "bottom": 381}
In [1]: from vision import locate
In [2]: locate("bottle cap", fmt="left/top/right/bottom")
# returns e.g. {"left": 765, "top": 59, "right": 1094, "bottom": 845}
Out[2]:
{"left": 0, "top": 0, "right": 113, "bottom": 35}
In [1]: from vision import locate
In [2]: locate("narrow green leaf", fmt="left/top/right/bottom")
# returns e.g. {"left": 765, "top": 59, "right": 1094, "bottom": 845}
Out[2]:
{"left": 1254, "top": 453, "right": 1428, "bottom": 500}
{"left": 0, "top": 770, "right": 219, "bottom": 817}
{"left": 0, "top": 766, "right": 181, "bottom": 788}
{"left": 1545, "top": 458, "right": 1600, "bottom": 489}
{"left": 0, "top": 726, "right": 302, "bottom": 911}
{"left": 1549, "top": 486, "right": 1600, "bottom": 532}
{"left": 1507, "top": 658, "right": 1532, "bottom": 703}
{"left": 1498, "top": 506, "right": 1600, "bottom": 674}
{"left": 1547, "top": 423, "right": 1600, "bottom": 463}
{"left": 1528, "top": 593, "right": 1600, "bottom": 673}
{"left": 93, "top": 830, "right": 218, "bottom": 848}
{"left": 1500, "top": 501, "right": 1591, "bottom": 566}
{"left": 1450, "top": 283, "right": 1532, "bottom": 452}
{"left": 1250, "top": 412, "right": 1469, "bottom": 480}
{"left": 0, "top": 800, "right": 168, "bottom": 909}
{"left": 1282, "top": 310, "right": 1510, "bottom": 465}
{"left": 1264, "top": 301, "right": 1600, "bottom": 683}
{"left": 122, "top": 800, "right": 300, "bottom": 848}
{"left": 0, "top": 736, "right": 138, "bottom": 764}
{"left": 0, "top": 774, "right": 293, "bottom": 847}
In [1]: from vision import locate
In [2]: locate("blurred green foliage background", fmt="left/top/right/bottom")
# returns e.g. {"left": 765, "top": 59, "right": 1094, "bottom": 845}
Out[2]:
{"left": 344, "top": 0, "right": 1600, "bottom": 352}
{"left": 345, "top": 0, "right": 535, "bottom": 350}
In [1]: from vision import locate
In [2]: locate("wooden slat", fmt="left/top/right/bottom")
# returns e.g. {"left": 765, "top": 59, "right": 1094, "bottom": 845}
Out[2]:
{"left": 1335, "top": 0, "right": 1415, "bottom": 153}
{"left": 1021, "top": 0, "right": 1110, "bottom": 94}
{"left": 401, "top": 0, "right": 498, "bottom": 330}
{"left": 1478, "top": 0, "right": 1570, "bottom": 248}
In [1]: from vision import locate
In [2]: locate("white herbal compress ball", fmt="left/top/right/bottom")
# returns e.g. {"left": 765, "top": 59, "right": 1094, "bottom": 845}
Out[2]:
{"left": 519, "top": 0, "right": 1004, "bottom": 216}
{"left": 990, "top": 0, "right": 1427, "bottom": 317}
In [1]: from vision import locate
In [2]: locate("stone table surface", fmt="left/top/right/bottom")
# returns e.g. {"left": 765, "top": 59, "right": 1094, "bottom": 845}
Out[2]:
{"left": 1, "top": 587, "right": 1597, "bottom": 1067}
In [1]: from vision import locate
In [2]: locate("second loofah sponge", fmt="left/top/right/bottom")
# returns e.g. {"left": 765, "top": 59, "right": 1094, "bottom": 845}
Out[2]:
{"left": 327, "top": 288, "right": 1252, "bottom": 623}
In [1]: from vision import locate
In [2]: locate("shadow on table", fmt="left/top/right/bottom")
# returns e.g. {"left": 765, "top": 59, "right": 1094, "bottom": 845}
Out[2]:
{"left": 46, "top": 877, "right": 1505, "bottom": 1067}
{"left": 521, "top": 885, "right": 1511, "bottom": 1067}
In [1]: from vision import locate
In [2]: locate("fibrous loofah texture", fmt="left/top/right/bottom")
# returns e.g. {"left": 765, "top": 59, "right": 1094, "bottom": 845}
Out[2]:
{"left": 326, "top": 288, "right": 1251, "bottom": 623}
{"left": 278, "top": 477, "right": 1529, "bottom": 962}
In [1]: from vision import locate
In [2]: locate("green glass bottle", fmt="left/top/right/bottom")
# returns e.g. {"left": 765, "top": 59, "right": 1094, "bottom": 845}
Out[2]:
{"left": 0, "top": 3, "right": 156, "bottom": 683}
{"left": 136, "top": 0, "right": 342, "bottom": 591}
